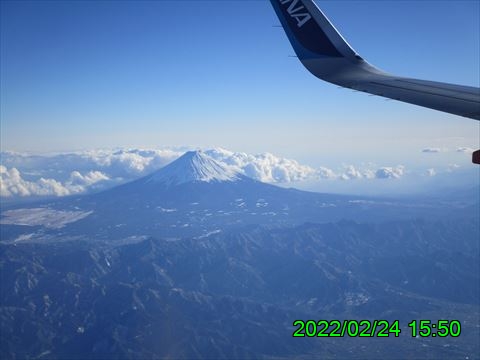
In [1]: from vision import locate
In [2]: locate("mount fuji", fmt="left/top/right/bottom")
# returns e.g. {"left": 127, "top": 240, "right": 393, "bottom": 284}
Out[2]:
{"left": 147, "top": 150, "right": 242, "bottom": 185}
{"left": 50, "top": 150, "right": 357, "bottom": 240}
{"left": 0, "top": 150, "right": 464, "bottom": 243}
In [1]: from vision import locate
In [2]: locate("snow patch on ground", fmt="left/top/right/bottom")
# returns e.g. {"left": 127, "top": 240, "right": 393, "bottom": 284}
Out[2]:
{"left": 1, "top": 208, "right": 93, "bottom": 229}
{"left": 13, "top": 233, "right": 36, "bottom": 243}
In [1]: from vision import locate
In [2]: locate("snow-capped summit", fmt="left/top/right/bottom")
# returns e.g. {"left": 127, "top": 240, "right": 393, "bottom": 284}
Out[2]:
{"left": 147, "top": 150, "right": 242, "bottom": 186}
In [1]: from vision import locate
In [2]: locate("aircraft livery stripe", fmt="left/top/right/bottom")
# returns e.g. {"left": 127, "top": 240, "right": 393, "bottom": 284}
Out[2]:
{"left": 270, "top": 0, "right": 343, "bottom": 58}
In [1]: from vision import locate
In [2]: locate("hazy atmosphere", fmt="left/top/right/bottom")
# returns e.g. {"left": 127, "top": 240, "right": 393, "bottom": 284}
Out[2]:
{"left": 1, "top": 0, "right": 479, "bottom": 166}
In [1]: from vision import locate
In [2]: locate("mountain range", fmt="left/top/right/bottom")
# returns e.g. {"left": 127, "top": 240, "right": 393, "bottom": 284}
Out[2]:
{"left": 1, "top": 150, "right": 479, "bottom": 359}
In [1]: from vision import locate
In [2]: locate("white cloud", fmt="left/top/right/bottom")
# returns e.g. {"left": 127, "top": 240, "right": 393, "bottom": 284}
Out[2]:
{"left": 339, "top": 166, "right": 376, "bottom": 180}
{"left": 340, "top": 165, "right": 364, "bottom": 180}
{"left": 425, "top": 168, "right": 436, "bottom": 177}
{"left": 317, "top": 167, "right": 337, "bottom": 180}
{"left": 362, "top": 169, "right": 376, "bottom": 180}
{"left": 422, "top": 148, "right": 441, "bottom": 153}
{"left": 77, "top": 148, "right": 182, "bottom": 176}
{"left": 456, "top": 147, "right": 475, "bottom": 153}
{"left": 69, "top": 171, "right": 109, "bottom": 186}
{"left": 1, "top": 166, "right": 67, "bottom": 197}
{"left": 204, "top": 148, "right": 317, "bottom": 183}
{"left": 66, "top": 171, "right": 110, "bottom": 193}
{"left": 375, "top": 166, "right": 405, "bottom": 179}
{"left": 0, "top": 165, "right": 109, "bottom": 198}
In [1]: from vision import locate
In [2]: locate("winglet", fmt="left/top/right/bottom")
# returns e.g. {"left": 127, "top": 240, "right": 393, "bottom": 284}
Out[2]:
{"left": 269, "top": 0, "right": 360, "bottom": 59}
{"left": 269, "top": 0, "right": 383, "bottom": 83}
{"left": 271, "top": 0, "right": 341, "bottom": 57}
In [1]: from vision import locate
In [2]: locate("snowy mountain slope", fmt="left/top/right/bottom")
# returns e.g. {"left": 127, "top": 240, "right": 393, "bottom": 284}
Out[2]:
{"left": 147, "top": 150, "right": 243, "bottom": 185}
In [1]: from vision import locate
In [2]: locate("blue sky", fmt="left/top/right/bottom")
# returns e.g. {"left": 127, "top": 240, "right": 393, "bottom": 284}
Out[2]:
{"left": 1, "top": 0, "right": 479, "bottom": 169}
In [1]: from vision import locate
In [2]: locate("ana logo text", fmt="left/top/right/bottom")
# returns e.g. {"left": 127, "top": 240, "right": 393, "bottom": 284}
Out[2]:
{"left": 279, "top": 0, "right": 312, "bottom": 28}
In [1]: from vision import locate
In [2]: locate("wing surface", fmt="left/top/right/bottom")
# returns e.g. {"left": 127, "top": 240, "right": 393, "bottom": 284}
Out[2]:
{"left": 269, "top": 0, "right": 480, "bottom": 120}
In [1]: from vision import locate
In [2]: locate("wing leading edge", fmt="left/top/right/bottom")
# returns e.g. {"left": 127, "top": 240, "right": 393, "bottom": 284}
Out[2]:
{"left": 269, "top": 0, "right": 480, "bottom": 121}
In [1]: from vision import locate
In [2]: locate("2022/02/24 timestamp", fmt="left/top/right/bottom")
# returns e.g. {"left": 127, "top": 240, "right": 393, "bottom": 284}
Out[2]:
{"left": 292, "top": 320, "right": 461, "bottom": 338}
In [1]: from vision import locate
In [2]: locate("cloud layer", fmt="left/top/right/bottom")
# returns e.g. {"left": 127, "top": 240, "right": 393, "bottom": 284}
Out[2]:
{"left": 422, "top": 148, "right": 442, "bottom": 153}
{"left": 0, "top": 165, "right": 110, "bottom": 198}
{"left": 0, "top": 147, "right": 451, "bottom": 198}
{"left": 204, "top": 148, "right": 316, "bottom": 183}
{"left": 2, "top": 148, "right": 319, "bottom": 197}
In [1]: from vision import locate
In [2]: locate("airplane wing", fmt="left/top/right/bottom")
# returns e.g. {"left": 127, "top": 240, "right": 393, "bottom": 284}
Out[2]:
{"left": 269, "top": 0, "right": 480, "bottom": 163}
